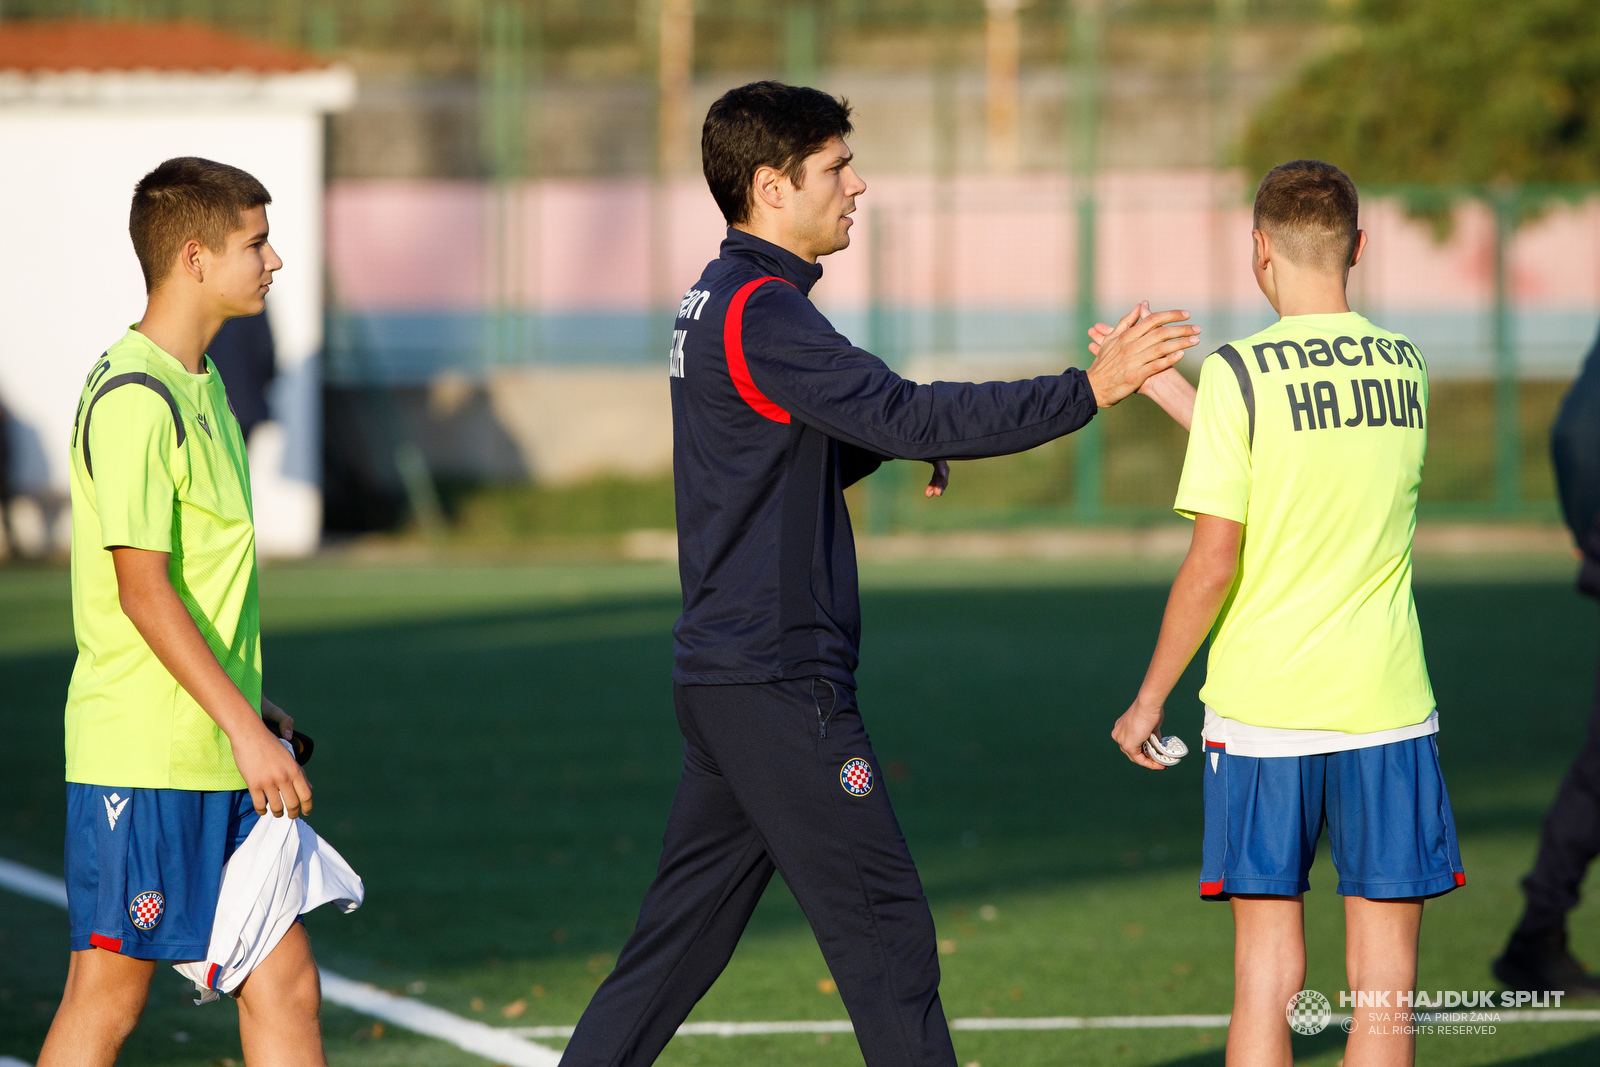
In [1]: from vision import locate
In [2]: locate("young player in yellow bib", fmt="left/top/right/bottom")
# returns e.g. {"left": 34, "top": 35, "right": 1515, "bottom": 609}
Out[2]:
{"left": 38, "top": 158, "right": 326, "bottom": 1067}
{"left": 1110, "top": 160, "right": 1463, "bottom": 1067}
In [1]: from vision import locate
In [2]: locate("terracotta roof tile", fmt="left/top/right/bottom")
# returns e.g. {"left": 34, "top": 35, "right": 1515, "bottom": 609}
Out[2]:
{"left": 0, "top": 19, "right": 328, "bottom": 74}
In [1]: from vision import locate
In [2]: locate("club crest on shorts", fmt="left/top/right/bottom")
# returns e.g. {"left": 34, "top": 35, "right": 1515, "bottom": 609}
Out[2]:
{"left": 840, "top": 758, "right": 873, "bottom": 797}
{"left": 129, "top": 890, "right": 164, "bottom": 930}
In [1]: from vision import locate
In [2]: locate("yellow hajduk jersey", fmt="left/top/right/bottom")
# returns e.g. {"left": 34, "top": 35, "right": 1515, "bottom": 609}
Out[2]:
{"left": 1175, "top": 312, "right": 1434, "bottom": 734}
{"left": 65, "top": 327, "right": 260, "bottom": 790}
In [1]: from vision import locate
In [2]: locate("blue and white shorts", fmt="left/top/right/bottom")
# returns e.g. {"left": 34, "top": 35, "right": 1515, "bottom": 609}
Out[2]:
{"left": 1199, "top": 734, "right": 1465, "bottom": 900}
{"left": 65, "top": 784, "right": 257, "bottom": 960}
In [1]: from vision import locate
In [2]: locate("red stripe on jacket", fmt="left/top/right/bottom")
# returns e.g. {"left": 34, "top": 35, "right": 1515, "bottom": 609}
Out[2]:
{"left": 724, "top": 276, "right": 796, "bottom": 423}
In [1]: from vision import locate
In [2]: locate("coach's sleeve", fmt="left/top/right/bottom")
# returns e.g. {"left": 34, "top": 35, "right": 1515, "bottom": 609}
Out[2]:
{"left": 739, "top": 284, "right": 1097, "bottom": 462}
{"left": 838, "top": 443, "right": 888, "bottom": 488}
{"left": 1173, "top": 353, "right": 1250, "bottom": 524}
{"left": 89, "top": 386, "right": 179, "bottom": 553}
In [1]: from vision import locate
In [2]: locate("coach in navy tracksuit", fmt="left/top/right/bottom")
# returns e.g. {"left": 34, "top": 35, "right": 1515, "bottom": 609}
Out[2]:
{"left": 560, "top": 82, "right": 1199, "bottom": 1067}
{"left": 1494, "top": 322, "right": 1600, "bottom": 996}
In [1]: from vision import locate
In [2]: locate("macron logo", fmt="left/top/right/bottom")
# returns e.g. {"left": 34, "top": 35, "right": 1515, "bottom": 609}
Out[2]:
{"left": 103, "top": 792, "right": 129, "bottom": 830}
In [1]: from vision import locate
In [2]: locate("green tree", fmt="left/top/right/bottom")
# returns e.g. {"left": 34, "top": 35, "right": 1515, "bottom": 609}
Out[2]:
{"left": 1242, "top": 0, "right": 1600, "bottom": 186}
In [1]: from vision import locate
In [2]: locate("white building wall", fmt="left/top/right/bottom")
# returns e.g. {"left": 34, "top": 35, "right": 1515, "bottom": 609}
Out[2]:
{"left": 0, "top": 93, "right": 341, "bottom": 556}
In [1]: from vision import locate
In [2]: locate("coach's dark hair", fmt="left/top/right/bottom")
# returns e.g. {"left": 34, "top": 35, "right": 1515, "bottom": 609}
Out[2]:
{"left": 130, "top": 157, "right": 271, "bottom": 292}
{"left": 1253, "top": 159, "right": 1359, "bottom": 274}
{"left": 702, "top": 81, "right": 853, "bottom": 226}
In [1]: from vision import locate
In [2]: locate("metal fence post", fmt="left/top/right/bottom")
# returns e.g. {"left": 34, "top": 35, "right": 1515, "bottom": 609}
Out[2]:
{"left": 1208, "top": 0, "right": 1243, "bottom": 351}
{"left": 479, "top": 1, "right": 527, "bottom": 369}
{"left": 653, "top": 0, "right": 695, "bottom": 363}
{"left": 526, "top": 3, "right": 544, "bottom": 365}
{"left": 785, "top": 1, "right": 820, "bottom": 86}
{"left": 1070, "top": 0, "right": 1103, "bottom": 521}
{"left": 867, "top": 207, "right": 897, "bottom": 535}
{"left": 1491, "top": 185, "right": 1520, "bottom": 514}
{"left": 932, "top": 0, "right": 958, "bottom": 359}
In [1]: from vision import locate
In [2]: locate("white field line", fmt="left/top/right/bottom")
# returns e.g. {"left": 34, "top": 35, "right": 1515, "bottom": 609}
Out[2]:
{"left": 515, "top": 1020, "right": 857, "bottom": 1039}
{"left": 956, "top": 1014, "right": 1235, "bottom": 1031}
{"left": 0, "top": 859, "right": 68, "bottom": 908}
{"left": 513, "top": 1008, "right": 1600, "bottom": 1039}
{"left": 8, "top": 856, "right": 1600, "bottom": 1057}
{"left": 317, "top": 972, "right": 560, "bottom": 1067}
{"left": 512, "top": 1015, "right": 1239, "bottom": 1038}
{"left": 0, "top": 856, "right": 560, "bottom": 1067}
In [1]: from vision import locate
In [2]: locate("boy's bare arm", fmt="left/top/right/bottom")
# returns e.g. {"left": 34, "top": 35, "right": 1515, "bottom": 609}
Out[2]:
{"left": 1136, "top": 368, "right": 1196, "bottom": 431}
{"left": 110, "top": 547, "right": 311, "bottom": 817}
{"left": 1088, "top": 303, "right": 1198, "bottom": 429}
{"left": 1111, "top": 514, "right": 1242, "bottom": 769}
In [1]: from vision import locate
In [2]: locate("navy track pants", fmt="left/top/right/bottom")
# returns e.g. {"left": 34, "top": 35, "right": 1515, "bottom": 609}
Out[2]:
{"left": 559, "top": 678, "right": 956, "bottom": 1067}
{"left": 1519, "top": 631, "right": 1600, "bottom": 935}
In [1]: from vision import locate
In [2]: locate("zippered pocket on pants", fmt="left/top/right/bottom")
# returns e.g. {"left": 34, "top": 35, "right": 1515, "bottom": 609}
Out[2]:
{"left": 812, "top": 678, "right": 839, "bottom": 739}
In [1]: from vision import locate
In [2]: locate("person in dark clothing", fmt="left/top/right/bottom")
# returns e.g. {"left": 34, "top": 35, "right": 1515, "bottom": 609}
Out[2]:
{"left": 558, "top": 82, "right": 1200, "bottom": 1067}
{"left": 206, "top": 307, "right": 276, "bottom": 440}
{"left": 1494, "top": 324, "right": 1600, "bottom": 997}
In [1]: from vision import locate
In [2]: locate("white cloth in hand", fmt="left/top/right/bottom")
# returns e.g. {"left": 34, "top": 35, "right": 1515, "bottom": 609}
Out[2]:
{"left": 173, "top": 809, "right": 363, "bottom": 1002}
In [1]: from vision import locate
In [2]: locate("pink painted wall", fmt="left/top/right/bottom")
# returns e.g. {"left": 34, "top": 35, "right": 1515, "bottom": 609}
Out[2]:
{"left": 327, "top": 177, "right": 727, "bottom": 312}
{"left": 326, "top": 173, "right": 1600, "bottom": 317}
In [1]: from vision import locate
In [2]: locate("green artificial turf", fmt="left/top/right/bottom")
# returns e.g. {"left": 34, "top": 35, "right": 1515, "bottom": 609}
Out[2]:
{"left": 4, "top": 557, "right": 1600, "bottom": 1065}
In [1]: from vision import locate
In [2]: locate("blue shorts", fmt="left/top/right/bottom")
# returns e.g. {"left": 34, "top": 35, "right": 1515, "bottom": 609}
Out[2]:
{"left": 1200, "top": 734, "right": 1465, "bottom": 901}
{"left": 65, "top": 784, "right": 257, "bottom": 960}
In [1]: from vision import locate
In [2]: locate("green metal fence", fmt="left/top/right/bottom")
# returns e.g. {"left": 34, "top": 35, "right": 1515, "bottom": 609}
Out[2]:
{"left": 854, "top": 180, "right": 1600, "bottom": 533}
{"left": 855, "top": 380, "right": 1576, "bottom": 536}
{"left": 18, "top": 3, "right": 1593, "bottom": 535}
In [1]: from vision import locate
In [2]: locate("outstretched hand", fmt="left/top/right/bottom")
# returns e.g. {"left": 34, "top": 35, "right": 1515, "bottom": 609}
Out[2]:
{"left": 925, "top": 459, "right": 949, "bottom": 498}
{"left": 1084, "top": 303, "right": 1200, "bottom": 408}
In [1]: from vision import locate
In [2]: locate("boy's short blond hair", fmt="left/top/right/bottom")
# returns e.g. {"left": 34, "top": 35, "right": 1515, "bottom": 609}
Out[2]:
{"left": 129, "top": 157, "right": 271, "bottom": 292}
{"left": 1253, "top": 160, "right": 1359, "bottom": 275}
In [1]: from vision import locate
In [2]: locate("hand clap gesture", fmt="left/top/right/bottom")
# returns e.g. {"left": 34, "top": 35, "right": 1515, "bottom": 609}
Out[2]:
{"left": 1084, "top": 304, "right": 1200, "bottom": 408}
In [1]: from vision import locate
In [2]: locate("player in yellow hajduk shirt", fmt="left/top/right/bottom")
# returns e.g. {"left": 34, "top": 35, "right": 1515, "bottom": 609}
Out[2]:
{"left": 39, "top": 159, "right": 328, "bottom": 1067}
{"left": 1109, "top": 161, "right": 1463, "bottom": 1067}
{"left": 1179, "top": 313, "right": 1435, "bottom": 738}
{"left": 65, "top": 323, "right": 263, "bottom": 791}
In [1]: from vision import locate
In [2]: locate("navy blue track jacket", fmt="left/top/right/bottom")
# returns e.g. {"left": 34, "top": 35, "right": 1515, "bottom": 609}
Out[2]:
{"left": 1552, "top": 323, "right": 1600, "bottom": 597}
{"left": 670, "top": 229, "right": 1098, "bottom": 689}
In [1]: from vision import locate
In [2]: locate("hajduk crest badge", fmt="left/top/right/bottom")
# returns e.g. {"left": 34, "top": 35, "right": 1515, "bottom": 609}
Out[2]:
{"left": 129, "top": 890, "right": 164, "bottom": 930}
{"left": 840, "top": 758, "right": 874, "bottom": 797}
